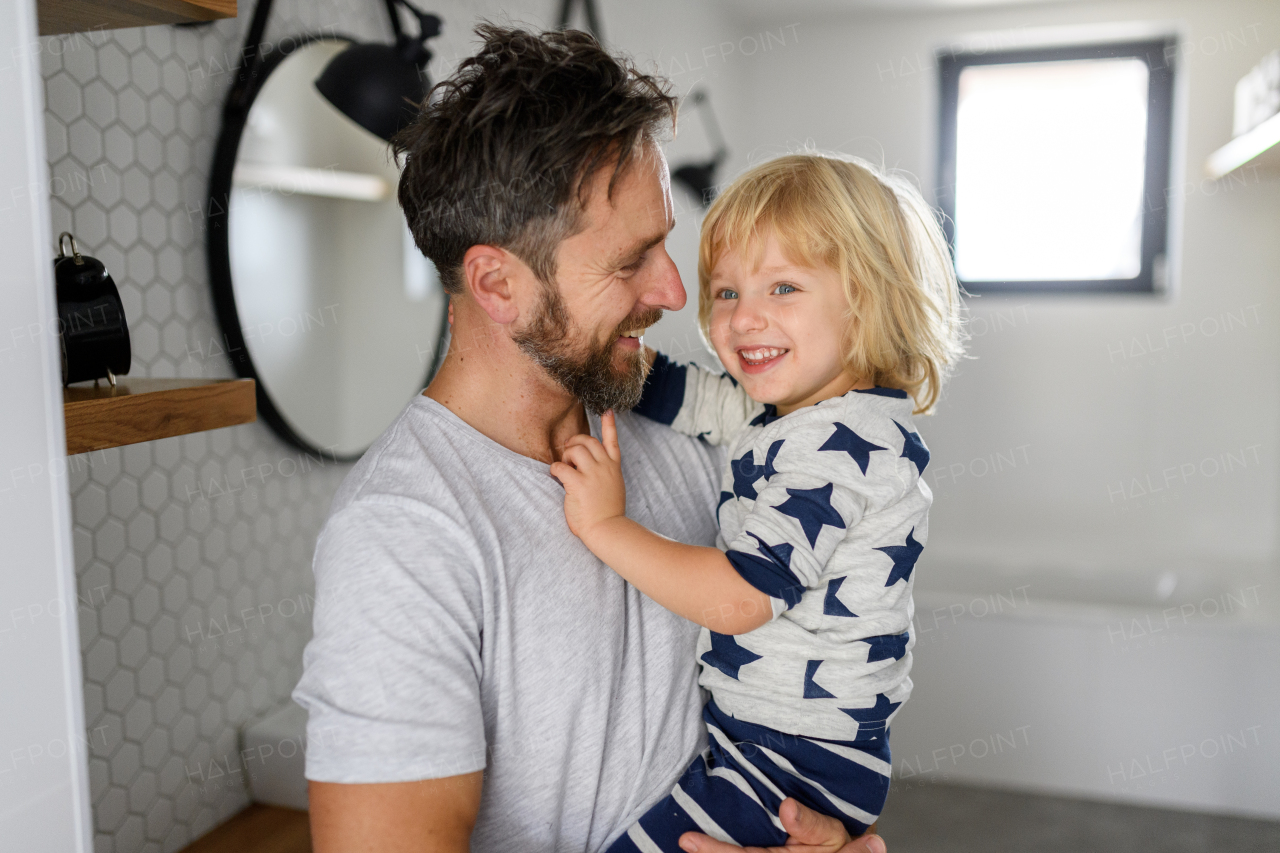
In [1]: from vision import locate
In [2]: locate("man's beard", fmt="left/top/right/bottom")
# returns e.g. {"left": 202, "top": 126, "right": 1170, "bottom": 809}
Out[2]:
{"left": 512, "top": 284, "right": 662, "bottom": 415}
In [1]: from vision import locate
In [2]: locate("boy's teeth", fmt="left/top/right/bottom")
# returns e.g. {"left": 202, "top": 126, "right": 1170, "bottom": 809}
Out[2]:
{"left": 741, "top": 347, "right": 786, "bottom": 361}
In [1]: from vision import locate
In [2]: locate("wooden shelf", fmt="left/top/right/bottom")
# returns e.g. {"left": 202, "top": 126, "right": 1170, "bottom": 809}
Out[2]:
{"left": 177, "top": 804, "right": 309, "bottom": 853}
{"left": 38, "top": 0, "right": 236, "bottom": 36}
{"left": 63, "top": 377, "right": 255, "bottom": 455}
{"left": 1205, "top": 111, "right": 1280, "bottom": 179}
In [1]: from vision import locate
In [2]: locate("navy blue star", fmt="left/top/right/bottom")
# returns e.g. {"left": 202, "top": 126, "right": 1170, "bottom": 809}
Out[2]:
{"left": 717, "top": 490, "right": 734, "bottom": 512}
{"left": 762, "top": 439, "right": 784, "bottom": 480}
{"left": 775, "top": 483, "right": 845, "bottom": 548}
{"left": 823, "top": 576, "right": 857, "bottom": 617}
{"left": 803, "top": 660, "right": 836, "bottom": 698}
{"left": 854, "top": 387, "right": 908, "bottom": 399}
{"left": 747, "top": 532, "right": 794, "bottom": 570}
{"left": 701, "top": 632, "right": 762, "bottom": 680}
{"left": 893, "top": 420, "right": 929, "bottom": 475}
{"left": 731, "top": 451, "right": 763, "bottom": 500}
{"left": 877, "top": 528, "right": 923, "bottom": 587}
{"left": 818, "top": 423, "right": 887, "bottom": 475}
{"left": 862, "top": 630, "right": 910, "bottom": 662}
{"left": 838, "top": 693, "right": 902, "bottom": 740}
{"left": 749, "top": 405, "right": 780, "bottom": 427}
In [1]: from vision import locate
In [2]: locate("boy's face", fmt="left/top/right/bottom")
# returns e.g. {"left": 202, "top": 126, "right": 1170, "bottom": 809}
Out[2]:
{"left": 707, "top": 232, "right": 866, "bottom": 414}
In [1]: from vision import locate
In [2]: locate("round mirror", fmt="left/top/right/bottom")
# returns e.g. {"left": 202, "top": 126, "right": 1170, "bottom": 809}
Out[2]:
{"left": 208, "top": 38, "right": 447, "bottom": 460}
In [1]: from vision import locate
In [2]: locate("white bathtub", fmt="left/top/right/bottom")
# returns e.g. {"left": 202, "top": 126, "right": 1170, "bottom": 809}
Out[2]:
{"left": 890, "top": 559, "right": 1280, "bottom": 819}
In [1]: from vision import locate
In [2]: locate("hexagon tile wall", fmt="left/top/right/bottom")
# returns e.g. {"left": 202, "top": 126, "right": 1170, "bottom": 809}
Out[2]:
{"left": 40, "top": 4, "right": 387, "bottom": 850}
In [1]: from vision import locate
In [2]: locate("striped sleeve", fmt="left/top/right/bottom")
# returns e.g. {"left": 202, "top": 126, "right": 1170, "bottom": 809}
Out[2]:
{"left": 632, "top": 352, "right": 762, "bottom": 447}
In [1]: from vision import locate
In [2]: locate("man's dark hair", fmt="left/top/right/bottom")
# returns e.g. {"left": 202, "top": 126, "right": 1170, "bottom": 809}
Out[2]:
{"left": 393, "top": 24, "right": 678, "bottom": 295}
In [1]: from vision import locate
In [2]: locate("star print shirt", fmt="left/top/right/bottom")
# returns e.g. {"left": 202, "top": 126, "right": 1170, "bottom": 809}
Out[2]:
{"left": 633, "top": 353, "right": 931, "bottom": 741}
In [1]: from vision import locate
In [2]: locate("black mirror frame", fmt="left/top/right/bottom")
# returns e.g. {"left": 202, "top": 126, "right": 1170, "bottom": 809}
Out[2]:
{"left": 206, "top": 33, "right": 448, "bottom": 462}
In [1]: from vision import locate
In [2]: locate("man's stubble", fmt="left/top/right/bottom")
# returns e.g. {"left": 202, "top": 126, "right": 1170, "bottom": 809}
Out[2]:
{"left": 512, "top": 283, "right": 661, "bottom": 415}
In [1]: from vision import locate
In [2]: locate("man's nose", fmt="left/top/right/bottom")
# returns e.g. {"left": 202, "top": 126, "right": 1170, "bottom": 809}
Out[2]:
{"left": 637, "top": 247, "right": 686, "bottom": 312}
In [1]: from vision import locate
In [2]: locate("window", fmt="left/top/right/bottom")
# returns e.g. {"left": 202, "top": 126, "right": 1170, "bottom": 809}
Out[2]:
{"left": 937, "top": 39, "right": 1175, "bottom": 293}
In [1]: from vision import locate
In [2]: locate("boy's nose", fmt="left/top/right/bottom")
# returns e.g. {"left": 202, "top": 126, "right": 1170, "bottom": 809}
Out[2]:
{"left": 729, "top": 299, "right": 767, "bottom": 335}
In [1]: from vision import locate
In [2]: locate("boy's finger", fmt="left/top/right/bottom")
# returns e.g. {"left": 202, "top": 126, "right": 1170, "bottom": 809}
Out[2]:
{"left": 571, "top": 435, "right": 608, "bottom": 463}
{"left": 550, "top": 464, "right": 584, "bottom": 490}
{"left": 602, "top": 410, "right": 620, "bottom": 461}
{"left": 562, "top": 446, "right": 593, "bottom": 469}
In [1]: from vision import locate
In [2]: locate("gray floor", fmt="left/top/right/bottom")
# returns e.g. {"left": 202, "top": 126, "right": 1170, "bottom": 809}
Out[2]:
{"left": 877, "top": 781, "right": 1280, "bottom": 853}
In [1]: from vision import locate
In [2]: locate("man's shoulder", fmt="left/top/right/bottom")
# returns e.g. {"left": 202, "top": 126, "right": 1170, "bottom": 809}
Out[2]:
{"left": 615, "top": 408, "right": 724, "bottom": 472}
{"left": 324, "top": 396, "right": 482, "bottom": 541}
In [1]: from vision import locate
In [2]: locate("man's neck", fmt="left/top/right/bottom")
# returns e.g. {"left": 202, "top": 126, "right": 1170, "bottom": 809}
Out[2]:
{"left": 424, "top": 310, "right": 591, "bottom": 465}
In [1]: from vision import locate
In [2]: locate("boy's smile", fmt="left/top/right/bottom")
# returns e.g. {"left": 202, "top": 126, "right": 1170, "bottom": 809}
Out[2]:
{"left": 708, "top": 232, "right": 870, "bottom": 414}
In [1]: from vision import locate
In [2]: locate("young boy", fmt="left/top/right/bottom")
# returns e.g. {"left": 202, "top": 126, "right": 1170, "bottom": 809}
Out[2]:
{"left": 552, "top": 153, "right": 965, "bottom": 851}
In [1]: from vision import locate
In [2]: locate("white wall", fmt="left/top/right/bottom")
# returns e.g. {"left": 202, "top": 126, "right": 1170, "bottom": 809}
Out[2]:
{"left": 0, "top": 1, "right": 94, "bottom": 850}
{"left": 728, "top": 0, "right": 1280, "bottom": 590}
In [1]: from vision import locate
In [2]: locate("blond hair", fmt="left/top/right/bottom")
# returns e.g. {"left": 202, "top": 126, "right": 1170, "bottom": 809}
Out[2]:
{"left": 697, "top": 153, "right": 965, "bottom": 414}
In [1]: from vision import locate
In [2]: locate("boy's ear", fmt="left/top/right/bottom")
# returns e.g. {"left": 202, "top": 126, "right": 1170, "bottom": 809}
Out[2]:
{"left": 462, "top": 244, "right": 520, "bottom": 325}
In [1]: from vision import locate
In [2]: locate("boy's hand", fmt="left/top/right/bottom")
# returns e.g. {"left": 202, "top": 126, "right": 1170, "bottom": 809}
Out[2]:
{"left": 550, "top": 410, "right": 627, "bottom": 542}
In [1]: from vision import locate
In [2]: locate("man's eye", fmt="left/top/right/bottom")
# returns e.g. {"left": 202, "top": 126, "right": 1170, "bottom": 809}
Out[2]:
{"left": 774, "top": 283, "right": 797, "bottom": 295}
{"left": 717, "top": 289, "right": 739, "bottom": 300}
{"left": 621, "top": 255, "right": 646, "bottom": 274}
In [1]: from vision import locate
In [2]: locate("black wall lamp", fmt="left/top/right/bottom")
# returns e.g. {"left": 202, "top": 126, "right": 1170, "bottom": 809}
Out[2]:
{"left": 558, "top": 0, "right": 603, "bottom": 39}
{"left": 223, "top": 0, "right": 441, "bottom": 142}
{"left": 315, "top": 0, "right": 442, "bottom": 141}
{"left": 672, "top": 89, "right": 729, "bottom": 208}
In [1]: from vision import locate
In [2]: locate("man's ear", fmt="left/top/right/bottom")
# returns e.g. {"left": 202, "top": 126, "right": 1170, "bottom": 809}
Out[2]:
{"left": 462, "top": 244, "right": 520, "bottom": 325}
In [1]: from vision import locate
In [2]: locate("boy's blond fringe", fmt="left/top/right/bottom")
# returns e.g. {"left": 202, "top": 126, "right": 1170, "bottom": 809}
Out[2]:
{"left": 697, "top": 152, "right": 968, "bottom": 415}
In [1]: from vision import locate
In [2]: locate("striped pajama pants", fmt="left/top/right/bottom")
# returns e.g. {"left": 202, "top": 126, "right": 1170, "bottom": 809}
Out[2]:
{"left": 609, "top": 699, "right": 892, "bottom": 853}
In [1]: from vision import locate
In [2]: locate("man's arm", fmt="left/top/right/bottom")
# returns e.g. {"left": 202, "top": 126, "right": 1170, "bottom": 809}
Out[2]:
{"left": 309, "top": 772, "right": 484, "bottom": 853}
{"left": 294, "top": 499, "right": 490, "bottom": 847}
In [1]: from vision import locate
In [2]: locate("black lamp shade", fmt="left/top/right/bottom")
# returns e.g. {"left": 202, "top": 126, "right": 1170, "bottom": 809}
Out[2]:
{"left": 314, "top": 42, "right": 425, "bottom": 142}
{"left": 673, "top": 160, "right": 720, "bottom": 208}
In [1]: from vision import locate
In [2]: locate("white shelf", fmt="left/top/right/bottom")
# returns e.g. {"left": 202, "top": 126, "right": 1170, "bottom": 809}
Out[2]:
{"left": 232, "top": 163, "right": 390, "bottom": 202}
{"left": 1205, "top": 111, "right": 1280, "bottom": 179}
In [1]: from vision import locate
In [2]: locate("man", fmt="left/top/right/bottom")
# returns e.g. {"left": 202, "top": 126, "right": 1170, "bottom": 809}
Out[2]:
{"left": 292, "top": 24, "right": 887, "bottom": 853}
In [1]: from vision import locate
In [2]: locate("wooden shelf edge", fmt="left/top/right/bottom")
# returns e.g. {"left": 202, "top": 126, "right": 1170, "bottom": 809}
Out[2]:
{"left": 64, "top": 377, "right": 256, "bottom": 455}
{"left": 38, "top": 0, "right": 236, "bottom": 37}
{"left": 177, "top": 804, "right": 310, "bottom": 853}
{"left": 1205, "top": 111, "right": 1280, "bottom": 179}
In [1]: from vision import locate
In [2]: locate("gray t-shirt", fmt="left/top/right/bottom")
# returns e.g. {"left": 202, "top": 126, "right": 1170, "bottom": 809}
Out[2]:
{"left": 292, "top": 393, "right": 724, "bottom": 852}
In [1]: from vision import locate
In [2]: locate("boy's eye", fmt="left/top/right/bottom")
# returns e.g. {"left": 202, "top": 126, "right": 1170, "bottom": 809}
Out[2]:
{"left": 717, "top": 289, "right": 739, "bottom": 300}
{"left": 773, "top": 283, "right": 797, "bottom": 295}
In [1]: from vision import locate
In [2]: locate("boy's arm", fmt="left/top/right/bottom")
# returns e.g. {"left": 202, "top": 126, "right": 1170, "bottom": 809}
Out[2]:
{"left": 552, "top": 411, "right": 771, "bottom": 635}
{"left": 633, "top": 348, "right": 763, "bottom": 446}
{"left": 583, "top": 514, "right": 772, "bottom": 635}
{"left": 554, "top": 413, "right": 892, "bottom": 630}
